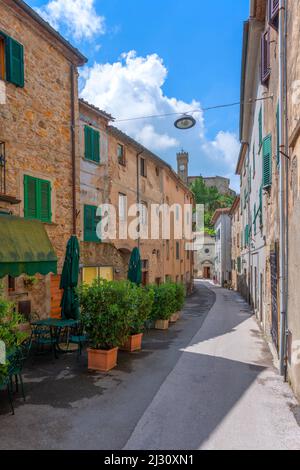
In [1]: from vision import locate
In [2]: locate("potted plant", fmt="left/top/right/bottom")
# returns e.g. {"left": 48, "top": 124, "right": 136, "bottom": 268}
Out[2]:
{"left": 150, "top": 283, "right": 174, "bottom": 330}
{"left": 79, "top": 280, "right": 133, "bottom": 372}
{"left": 0, "top": 296, "right": 29, "bottom": 384}
{"left": 121, "top": 285, "right": 154, "bottom": 352}
{"left": 170, "top": 283, "right": 185, "bottom": 323}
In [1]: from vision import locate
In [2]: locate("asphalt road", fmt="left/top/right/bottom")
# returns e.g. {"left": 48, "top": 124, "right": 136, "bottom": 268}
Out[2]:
{"left": 1, "top": 281, "right": 299, "bottom": 450}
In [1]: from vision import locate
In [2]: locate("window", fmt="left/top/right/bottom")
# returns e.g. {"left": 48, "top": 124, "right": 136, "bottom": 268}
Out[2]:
{"left": 140, "top": 157, "right": 147, "bottom": 177}
{"left": 254, "top": 203, "right": 257, "bottom": 235}
{"left": 24, "top": 175, "right": 51, "bottom": 223}
{"left": 166, "top": 240, "right": 170, "bottom": 260}
{"left": 269, "top": 0, "right": 279, "bottom": 29}
{"left": 8, "top": 275, "right": 15, "bottom": 292}
{"left": 237, "top": 233, "right": 240, "bottom": 249}
{"left": 263, "top": 134, "right": 272, "bottom": 188}
{"left": 261, "top": 30, "right": 270, "bottom": 85}
{"left": 118, "top": 193, "right": 127, "bottom": 222}
{"left": 141, "top": 260, "right": 149, "bottom": 270}
{"left": 82, "top": 266, "right": 113, "bottom": 285}
{"left": 176, "top": 242, "right": 180, "bottom": 260}
{"left": 237, "top": 257, "right": 241, "bottom": 274}
{"left": 175, "top": 204, "right": 180, "bottom": 221}
{"left": 0, "top": 36, "right": 5, "bottom": 80}
{"left": 140, "top": 202, "right": 148, "bottom": 226}
{"left": 0, "top": 32, "right": 24, "bottom": 87}
{"left": 258, "top": 108, "right": 263, "bottom": 149}
{"left": 84, "top": 205, "right": 101, "bottom": 242}
{"left": 117, "top": 144, "right": 125, "bottom": 166}
{"left": 84, "top": 125, "right": 100, "bottom": 163}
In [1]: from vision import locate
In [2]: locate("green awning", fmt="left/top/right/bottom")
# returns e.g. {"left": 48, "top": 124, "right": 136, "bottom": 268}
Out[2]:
{"left": 0, "top": 215, "right": 57, "bottom": 278}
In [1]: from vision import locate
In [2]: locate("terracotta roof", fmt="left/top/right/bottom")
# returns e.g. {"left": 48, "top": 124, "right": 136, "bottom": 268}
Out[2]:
{"left": 79, "top": 99, "right": 115, "bottom": 121}
{"left": 211, "top": 208, "right": 231, "bottom": 226}
{"left": 10, "top": 0, "right": 87, "bottom": 65}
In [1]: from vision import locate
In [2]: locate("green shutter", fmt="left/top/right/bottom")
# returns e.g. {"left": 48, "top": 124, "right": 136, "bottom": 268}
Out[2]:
{"left": 84, "top": 126, "right": 100, "bottom": 163}
{"left": 237, "top": 257, "right": 241, "bottom": 274}
{"left": 259, "top": 108, "right": 263, "bottom": 149}
{"left": 263, "top": 134, "right": 272, "bottom": 188}
{"left": 253, "top": 203, "right": 257, "bottom": 235}
{"left": 5, "top": 36, "right": 24, "bottom": 87}
{"left": 24, "top": 175, "right": 38, "bottom": 219}
{"left": 84, "top": 205, "right": 101, "bottom": 242}
{"left": 39, "top": 179, "right": 52, "bottom": 223}
{"left": 276, "top": 103, "right": 280, "bottom": 166}
{"left": 92, "top": 129, "right": 100, "bottom": 163}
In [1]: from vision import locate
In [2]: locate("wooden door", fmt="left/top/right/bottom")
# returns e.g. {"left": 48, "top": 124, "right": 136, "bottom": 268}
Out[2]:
{"left": 50, "top": 274, "right": 62, "bottom": 318}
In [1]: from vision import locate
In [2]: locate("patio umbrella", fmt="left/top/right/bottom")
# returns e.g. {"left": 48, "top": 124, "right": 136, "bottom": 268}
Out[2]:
{"left": 60, "top": 235, "right": 80, "bottom": 320}
{"left": 127, "top": 247, "right": 142, "bottom": 285}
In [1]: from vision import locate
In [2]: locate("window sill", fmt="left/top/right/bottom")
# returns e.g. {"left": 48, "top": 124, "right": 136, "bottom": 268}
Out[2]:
{"left": 82, "top": 158, "right": 102, "bottom": 166}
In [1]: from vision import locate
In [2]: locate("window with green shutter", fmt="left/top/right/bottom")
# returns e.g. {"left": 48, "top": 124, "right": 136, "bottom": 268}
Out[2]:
{"left": 263, "top": 134, "right": 272, "bottom": 188}
{"left": 24, "top": 175, "right": 52, "bottom": 223}
{"left": 237, "top": 257, "right": 241, "bottom": 274}
{"left": 258, "top": 108, "right": 263, "bottom": 149}
{"left": 84, "top": 126, "right": 100, "bottom": 163}
{"left": 0, "top": 31, "right": 25, "bottom": 87}
{"left": 84, "top": 205, "right": 101, "bottom": 242}
{"left": 253, "top": 203, "right": 257, "bottom": 235}
{"left": 244, "top": 225, "right": 250, "bottom": 247}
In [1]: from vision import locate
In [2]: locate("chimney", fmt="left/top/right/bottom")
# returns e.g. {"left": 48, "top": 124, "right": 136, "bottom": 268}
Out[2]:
{"left": 177, "top": 150, "right": 189, "bottom": 184}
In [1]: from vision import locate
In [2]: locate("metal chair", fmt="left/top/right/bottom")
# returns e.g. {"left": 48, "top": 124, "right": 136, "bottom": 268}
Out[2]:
{"left": 68, "top": 323, "right": 89, "bottom": 360}
{"left": 30, "top": 324, "right": 58, "bottom": 359}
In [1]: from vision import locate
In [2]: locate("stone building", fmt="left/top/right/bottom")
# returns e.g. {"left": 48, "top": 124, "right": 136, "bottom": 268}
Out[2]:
{"left": 194, "top": 234, "right": 215, "bottom": 280}
{"left": 77, "top": 103, "right": 195, "bottom": 289}
{"left": 236, "top": 0, "right": 300, "bottom": 399}
{"left": 229, "top": 197, "right": 241, "bottom": 292}
{"left": 0, "top": 0, "right": 86, "bottom": 318}
{"left": 211, "top": 208, "right": 231, "bottom": 286}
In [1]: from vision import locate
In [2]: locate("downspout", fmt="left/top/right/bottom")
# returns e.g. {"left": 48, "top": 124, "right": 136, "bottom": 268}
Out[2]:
{"left": 278, "top": 0, "right": 288, "bottom": 377}
{"left": 70, "top": 64, "right": 77, "bottom": 235}
{"left": 136, "top": 150, "right": 143, "bottom": 250}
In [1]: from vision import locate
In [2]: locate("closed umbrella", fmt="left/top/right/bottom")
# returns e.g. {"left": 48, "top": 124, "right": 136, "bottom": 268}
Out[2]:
{"left": 60, "top": 235, "right": 80, "bottom": 320}
{"left": 127, "top": 247, "right": 142, "bottom": 285}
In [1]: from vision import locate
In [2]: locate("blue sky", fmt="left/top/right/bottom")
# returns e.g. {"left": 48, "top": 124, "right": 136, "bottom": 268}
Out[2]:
{"left": 28, "top": 0, "right": 249, "bottom": 190}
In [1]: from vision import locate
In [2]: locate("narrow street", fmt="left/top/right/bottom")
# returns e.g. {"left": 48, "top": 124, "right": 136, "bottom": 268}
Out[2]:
{"left": 1, "top": 281, "right": 299, "bottom": 450}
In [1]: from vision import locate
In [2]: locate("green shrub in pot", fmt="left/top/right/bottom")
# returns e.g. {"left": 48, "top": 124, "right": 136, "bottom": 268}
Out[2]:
{"left": 78, "top": 280, "right": 135, "bottom": 351}
{"left": 150, "top": 283, "right": 175, "bottom": 321}
{"left": 130, "top": 285, "right": 154, "bottom": 335}
{"left": 175, "top": 283, "right": 185, "bottom": 312}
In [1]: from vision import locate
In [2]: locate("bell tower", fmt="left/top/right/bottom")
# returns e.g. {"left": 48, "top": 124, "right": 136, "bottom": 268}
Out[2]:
{"left": 177, "top": 150, "right": 189, "bottom": 184}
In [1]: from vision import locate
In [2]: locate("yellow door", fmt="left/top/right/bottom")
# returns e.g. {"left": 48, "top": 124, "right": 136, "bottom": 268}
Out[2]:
{"left": 99, "top": 267, "right": 114, "bottom": 281}
{"left": 82, "top": 267, "right": 98, "bottom": 286}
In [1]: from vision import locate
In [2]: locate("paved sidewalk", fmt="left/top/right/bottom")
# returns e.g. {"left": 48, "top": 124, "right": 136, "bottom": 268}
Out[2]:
{"left": 124, "top": 282, "right": 300, "bottom": 450}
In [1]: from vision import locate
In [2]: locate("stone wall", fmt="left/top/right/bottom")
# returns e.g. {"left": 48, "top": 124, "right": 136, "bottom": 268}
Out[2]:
{"left": 0, "top": 1, "right": 82, "bottom": 317}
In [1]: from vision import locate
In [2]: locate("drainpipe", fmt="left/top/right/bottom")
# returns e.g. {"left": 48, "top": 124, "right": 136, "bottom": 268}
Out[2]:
{"left": 70, "top": 64, "right": 77, "bottom": 235}
{"left": 278, "top": 0, "right": 288, "bottom": 377}
{"left": 136, "top": 150, "right": 143, "bottom": 250}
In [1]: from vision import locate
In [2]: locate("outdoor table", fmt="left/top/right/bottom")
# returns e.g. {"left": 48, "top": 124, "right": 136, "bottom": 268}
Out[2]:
{"left": 30, "top": 318, "right": 80, "bottom": 357}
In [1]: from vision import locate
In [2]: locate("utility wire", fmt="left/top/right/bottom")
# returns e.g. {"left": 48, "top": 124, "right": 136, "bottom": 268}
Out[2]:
{"left": 114, "top": 96, "right": 273, "bottom": 123}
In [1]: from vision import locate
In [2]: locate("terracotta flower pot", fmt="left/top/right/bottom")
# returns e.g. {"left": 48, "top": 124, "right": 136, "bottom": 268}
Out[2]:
{"left": 169, "top": 312, "right": 180, "bottom": 323}
{"left": 121, "top": 333, "right": 143, "bottom": 352}
{"left": 87, "top": 347, "right": 118, "bottom": 372}
{"left": 155, "top": 319, "right": 169, "bottom": 330}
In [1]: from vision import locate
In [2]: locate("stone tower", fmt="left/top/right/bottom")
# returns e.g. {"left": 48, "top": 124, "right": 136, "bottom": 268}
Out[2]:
{"left": 177, "top": 151, "right": 189, "bottom": 184}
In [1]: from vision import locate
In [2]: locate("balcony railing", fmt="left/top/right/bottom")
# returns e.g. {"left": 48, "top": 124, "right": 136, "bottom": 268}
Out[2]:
{"left": 0, "top": 141, "right": 6, "bottom": 194}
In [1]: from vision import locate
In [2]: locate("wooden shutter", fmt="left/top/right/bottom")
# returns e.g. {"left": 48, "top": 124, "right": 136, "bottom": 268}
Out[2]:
{"left": 84, "top": 205, "right": 100, "bottom": 242}
{"left": 263, "top": 135, "right": 272, "bottom": 188}
{"left": 5, "top": 36, "right": 24, "bottom": 87}
{"left": 92, "top": 129, "right": 100, "bottom": 163}
{"left": 39, "top": 179, "right": 52, "bottom": 222}
{"left": 261, "top": 30, "right": 270, "bottom": 84}
{"left": 24, "top": 175, "right": 38, "bottom": 219}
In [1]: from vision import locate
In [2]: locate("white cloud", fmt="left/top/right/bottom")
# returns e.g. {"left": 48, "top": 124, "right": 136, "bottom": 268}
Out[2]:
{"left": 80, "top": 50, "right": 240, "bottom": 190}
{"left": 81, "top": 50, "right": 203, "bottom": 152}
{"left": 36, "top": 0, "right": 105, "bottom": 40}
